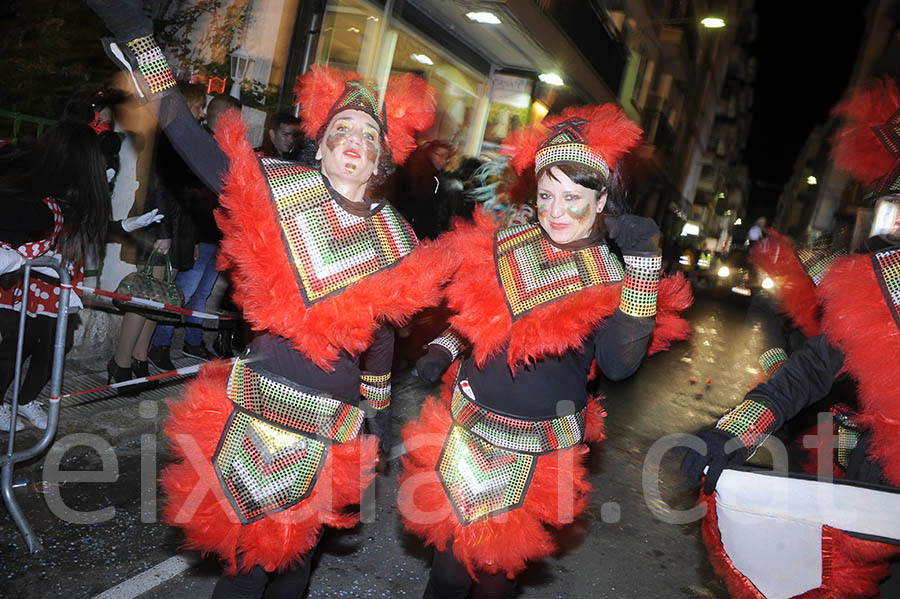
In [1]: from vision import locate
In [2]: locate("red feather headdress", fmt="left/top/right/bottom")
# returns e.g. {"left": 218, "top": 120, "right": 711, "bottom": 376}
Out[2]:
{"left": 502, "top": 104, "right": 642, "bottom": 178}
{"left": 831, "top": 76, "right": 900, "bottom": 194}
{"left": 294, "top": 65, "right": 435, "bottom": 165}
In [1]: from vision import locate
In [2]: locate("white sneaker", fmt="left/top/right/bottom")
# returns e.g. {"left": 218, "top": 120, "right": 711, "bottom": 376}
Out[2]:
{"left": 0, "top": 404, "right": 24, "bottom": 432}
{"left": 18, "top": 401, "right": 48, "bottom": 430}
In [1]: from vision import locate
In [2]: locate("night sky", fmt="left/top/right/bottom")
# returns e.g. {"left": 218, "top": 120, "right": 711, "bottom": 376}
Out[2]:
{"left": 744, "top": 3, "right": 867, "bottom": 218}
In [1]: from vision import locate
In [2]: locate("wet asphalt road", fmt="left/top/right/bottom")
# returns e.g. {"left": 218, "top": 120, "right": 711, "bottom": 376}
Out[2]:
{"left": 1, "top": 288, "right": 769, "bottom": 599}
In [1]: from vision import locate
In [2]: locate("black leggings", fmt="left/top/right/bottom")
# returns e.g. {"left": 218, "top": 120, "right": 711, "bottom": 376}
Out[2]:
{"left": 211, "top": 556, "right": 314, "bottom": 599}
{"left": 0, "top": 311, "right": 58, "bottom": 405}
{"left": 424, "top": 546, "right": 517, "bottom": 599}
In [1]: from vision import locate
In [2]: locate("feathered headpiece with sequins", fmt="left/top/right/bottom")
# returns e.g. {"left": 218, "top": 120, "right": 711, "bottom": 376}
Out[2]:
{"left": 502, "top": 104, "right": 642, "bottom": 179}
{"left": 831, "top": 76, "right": 900, "bottom": 195}
{"left": 295, "top": 65, "right": 435, "bottom": 165}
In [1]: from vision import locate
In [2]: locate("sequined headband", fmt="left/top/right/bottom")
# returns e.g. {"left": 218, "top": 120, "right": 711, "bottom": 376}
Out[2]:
{"left": 534, "top": 142, "right": 609, "bottom": 179}
{"left": 318, "top": 80, "right": 388, "bottom": 140}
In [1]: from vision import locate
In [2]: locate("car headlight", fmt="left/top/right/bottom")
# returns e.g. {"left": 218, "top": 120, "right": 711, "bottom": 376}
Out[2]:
{"left": 717, "top": 266, "right": 730, "bottom": 278}
{"left": 762, "top": 277, "right": 774, "bottom": 290}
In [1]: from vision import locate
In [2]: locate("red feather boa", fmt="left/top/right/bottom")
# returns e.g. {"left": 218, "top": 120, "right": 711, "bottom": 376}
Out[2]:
{"left": 438, "top": 210, "right": 693, "bottom": 371}
{"left": 213, "top": 110, "right": 453, "bottom": 370}
{"left": 397, "top": 374, "right": 606, "bottom": 577}
{"left": 700, "top": 492, "right": 897, "bottom": 598}
{"left": 160, "top": 360, "right": 378, "bottom": 575}
{"left": 818, "top": 253, "right": 900, "bottom": 486}
{"left": 749, "top": 230, "right": 822, "bottom": 337}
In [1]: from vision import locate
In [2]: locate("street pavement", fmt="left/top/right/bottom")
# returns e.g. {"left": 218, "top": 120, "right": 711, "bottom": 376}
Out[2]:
{"left": 1, "top": 290, "right": 769, "bottom": 598}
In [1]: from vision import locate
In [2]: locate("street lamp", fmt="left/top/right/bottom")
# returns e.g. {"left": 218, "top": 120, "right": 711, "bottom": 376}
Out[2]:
{"left": 229, "top": 47, "right": 254, "bottom": 100}
{"left": 807, "top": 175, "right": 818, "bottom": 185}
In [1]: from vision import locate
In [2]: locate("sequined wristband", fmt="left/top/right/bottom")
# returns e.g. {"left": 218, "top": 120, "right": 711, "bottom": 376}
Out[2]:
{"left": 716, "top": 399, "right": 776, "bottom": 453}
{"left": 126, "top": 35, "right": 176, "bottom": 96}
{"left": 428, "top": 328, "right": 466, "bottom": 361}
{"left": 758, "top": 347, "right": 788, "bottom": 377}
{"left": 361, "top": 371, "right": 391, "bottom": 411}
{"left": 619, "top": 254, "right": 661, "bottom": 318}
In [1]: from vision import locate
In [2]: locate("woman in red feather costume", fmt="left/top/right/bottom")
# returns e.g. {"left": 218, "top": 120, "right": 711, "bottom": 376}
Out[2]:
{"left": 682, "top": 76, "right": 900, "bottom": 598}
{"left": 88, "top": 2, "right": 451, "bottom": 596}
{"left": 398, "top": 105, "right": 693, "bottom": 598}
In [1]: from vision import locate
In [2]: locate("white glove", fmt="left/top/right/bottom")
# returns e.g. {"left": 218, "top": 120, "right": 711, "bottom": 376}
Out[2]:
{"left": 0, "top": 247, "right": 25, "bottom": 275}
{"left": 121, "top": 208, "right": 164, "bottom": 232}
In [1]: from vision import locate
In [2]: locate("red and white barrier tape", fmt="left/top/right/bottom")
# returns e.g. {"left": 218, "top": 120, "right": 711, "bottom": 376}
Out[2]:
{"left": 57, "top": 358, "right": 236, "bottom": 400}
{"left": 79, "top": 285, "right": 235, "bottom": 320}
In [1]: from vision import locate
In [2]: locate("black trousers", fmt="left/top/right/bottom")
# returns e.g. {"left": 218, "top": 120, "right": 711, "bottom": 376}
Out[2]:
{"left": 0, "top": 310, "right": 58, "bottom": 405}
{"left": 424, "top": 545, "right": 517, "bottom": 599}
{"left": 211, "top": 553, "right": 315, "bottom": 599}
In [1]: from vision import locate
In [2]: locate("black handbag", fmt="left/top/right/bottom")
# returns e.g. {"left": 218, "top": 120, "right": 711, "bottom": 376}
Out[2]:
{"left": 114, "top": 248, "right": 184, "bottom": 322}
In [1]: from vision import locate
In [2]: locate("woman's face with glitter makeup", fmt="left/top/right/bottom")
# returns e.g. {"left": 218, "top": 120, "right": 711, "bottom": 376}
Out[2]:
{"left": 536, "top": 166, "right": 607, "bottom": 245}
{"left": 316, "top": 109, "right": 382, "bottom": 193}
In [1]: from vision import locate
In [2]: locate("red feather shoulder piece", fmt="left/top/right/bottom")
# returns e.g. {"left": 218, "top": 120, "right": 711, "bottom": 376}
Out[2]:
{"left": 441, "top": 210, "right": 692, "bottom": 371}
{"left": 749, "top": 230, "right": 821, "bottom": 337}
{"left": 818, "top": 252, "right": 900, "bottom": 486}
{"left": 213, "top": 110, "right": 453, "bottom": 370}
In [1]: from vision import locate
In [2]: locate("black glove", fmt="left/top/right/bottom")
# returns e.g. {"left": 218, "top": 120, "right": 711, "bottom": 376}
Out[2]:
{"left": 680, "top": 428, "right": 751, "bottom": 494}
{"left": 607, "top": 215, "right": 660, "bottom": 254}
{"left": 416, "top": 345, "right": 453, "bottom": 384}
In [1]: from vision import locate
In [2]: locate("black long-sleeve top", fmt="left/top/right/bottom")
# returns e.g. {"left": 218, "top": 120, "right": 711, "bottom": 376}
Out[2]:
{"left": 462, "top": 309, "right": 655, "bottom": 420}
{"left": 746, "top": 334, "right": 845, "bottom": 431}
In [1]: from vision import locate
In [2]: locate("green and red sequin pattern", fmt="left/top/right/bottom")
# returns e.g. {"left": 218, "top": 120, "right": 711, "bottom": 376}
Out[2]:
{"left": 534, "top": 117, "right": 609, "bottom": 178}
{"left": 716, "top": 399, "right": 776, "bottom": 452}
{"left": 494, "top": 223, "right": 623, "bottom": 320}
{"left": 360, "top": 371, "right": 391, "bottom": 411}
{"left": 125, "top": 35, "right": 176, "bottom": 95}
{"left": 870, "top": 109, "right": 900, "bottom": 194}
{"left": 758, "top": 347, "right": 788, "bottom": 377}
{"left": 214, "top": 359, "right": 364, "bottom": 523}
{"left": 795, "top": 243, "right": 846, "bottom": 286}
{"left": 262, "top": 160, "right": 418, "bottom": 306}
{"left": 226, "top": 358, "right": 364, "bottom": 444}
{"left": 619, "top": 254, "right": 661, "bottom": 318}
{"left": 326, "top": 81, "right": 388, "bottom": 135}
{"left": 450, "top": 380, "right": 585, "bottom": 454}
{"left": 872, "top": 247, "right": 900, "bottom": 332}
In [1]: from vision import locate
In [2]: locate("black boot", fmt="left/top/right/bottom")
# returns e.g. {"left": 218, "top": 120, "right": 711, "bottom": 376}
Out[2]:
{"left": 130, "top": 358, "right": 158, "bottom": 394}
{"left": 107, "top": 358, "right": 130, "bottom": 384}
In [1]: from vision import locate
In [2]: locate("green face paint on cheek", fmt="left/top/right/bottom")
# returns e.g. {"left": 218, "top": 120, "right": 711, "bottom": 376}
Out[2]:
{"left": 325, "top": 132, "right": 347, "bottom": 152}
{"left": 566, "top": 203, "right": 590, "bottom": 220}
{"left": 364, "top": 139, "right": 379, "bottom": 163}
{"left": 537, "top": 204, "right": 550, "bottom": 218}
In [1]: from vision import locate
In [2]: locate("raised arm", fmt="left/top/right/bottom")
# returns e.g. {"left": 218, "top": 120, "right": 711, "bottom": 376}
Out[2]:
{"left": 86, "top": 0, "right": 229, "bottom": 194}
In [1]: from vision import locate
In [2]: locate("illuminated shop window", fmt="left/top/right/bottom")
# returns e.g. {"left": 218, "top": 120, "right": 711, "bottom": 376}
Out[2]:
{"left": 317, "top": 0, "right": 489, "bottom": 159}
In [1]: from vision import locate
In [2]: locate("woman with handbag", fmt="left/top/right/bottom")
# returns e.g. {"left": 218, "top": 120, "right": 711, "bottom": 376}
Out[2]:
{"left": 106, "top": 81, "right": 207, "bottom": 391}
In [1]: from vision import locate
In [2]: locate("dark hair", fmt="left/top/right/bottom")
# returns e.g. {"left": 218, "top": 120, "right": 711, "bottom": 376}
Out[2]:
{"left": 179, "top": 81, "right": 207, "bottom": 107}
{"left": 0, "top": 121, "right": 111, "bottom": 263}
{"left": 270, "top": 112, "right": 301, "bottom": 131}
{"left": 206, "top": 94, "right": 242, "bottom": 132}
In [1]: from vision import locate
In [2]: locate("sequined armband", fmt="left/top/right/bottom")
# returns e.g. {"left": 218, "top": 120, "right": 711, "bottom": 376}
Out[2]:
{"left": 361, "top": 371, "right": 391, "bottom": 411}
{"left": 428, "top": 328, "right": 466, "bottom": 361}
{"left": 758, "top": 347, "right": 788, "bottom": 377}
{"left": 716, "top": 399, "right": 776, "bottom": 453}
{"left": 619, "top": 254, "right": 661, "bottom": 318}
{"left": 125, "top": 35, "right": 176, "bottom": 96}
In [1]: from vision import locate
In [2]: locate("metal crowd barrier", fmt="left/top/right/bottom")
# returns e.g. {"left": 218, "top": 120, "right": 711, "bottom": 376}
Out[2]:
{"left": 0, "top": 256, "right": 71, "bottom": 553}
